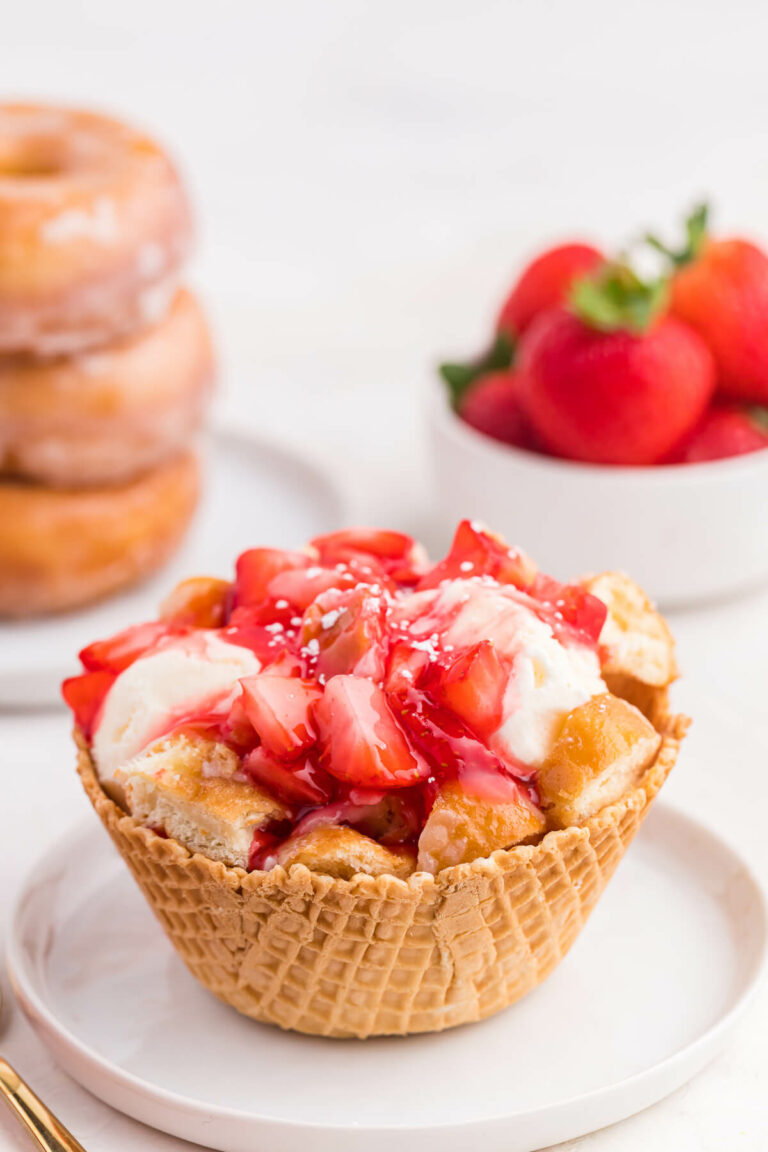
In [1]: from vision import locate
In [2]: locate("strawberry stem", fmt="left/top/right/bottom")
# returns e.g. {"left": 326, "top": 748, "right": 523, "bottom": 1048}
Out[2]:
{"left": 570, "top": 262, "right": 669, "bottom": 335}
{"left": 440, "top": 332, "right": 515, "bottom": 407}
{"left": 646, "top": 202, "right": 710, "bottom": 268}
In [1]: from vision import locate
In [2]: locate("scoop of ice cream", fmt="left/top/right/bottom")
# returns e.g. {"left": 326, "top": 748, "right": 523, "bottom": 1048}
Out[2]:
{"left": 396, "top": 579, "right": 606, "bottom": 767}
{"left": 92, "top": 632, "right": 260, "bottom": 784}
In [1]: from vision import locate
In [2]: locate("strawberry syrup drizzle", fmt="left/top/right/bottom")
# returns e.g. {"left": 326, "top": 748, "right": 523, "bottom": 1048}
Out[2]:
{"left": 64, "top": 524, "right": 605, "bottom": 868}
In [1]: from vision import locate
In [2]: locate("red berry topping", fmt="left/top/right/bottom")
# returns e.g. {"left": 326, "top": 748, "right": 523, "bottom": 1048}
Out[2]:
{"left": 62, "top": 671, "right": 116, "bottom": 738}
{"left": 79, "top": 621, "right": 178, "bottom": 674}
{"left": 310, "top": 528, "right": 426, "bottom": 585}
{"left": 243, "top": 748, "right": 334, "bottom": 808}
{"left": 233, "top": 548, "right": 311, "bottom": 608}
{"left": 240, "top": 675, "right": 322, "bottom": 759}
{"left": 418, "top": 520, "right": 537, "bottom": 591}
{"left": 301, "top": 586, "right": 388, "bottom": 681}
{"left": 427, "top": 641, "right": 507, "bottom": 739}
{"left": 314, "top": 676, "right": 431, "bottom": 789}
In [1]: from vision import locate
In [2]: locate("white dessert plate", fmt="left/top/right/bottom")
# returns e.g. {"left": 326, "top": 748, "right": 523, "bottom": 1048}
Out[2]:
{"left": 0, "top": 428, "right": 346, "bottom": 709}
{"left": 7, "top": 804, "right": 765, "bottom": 1152}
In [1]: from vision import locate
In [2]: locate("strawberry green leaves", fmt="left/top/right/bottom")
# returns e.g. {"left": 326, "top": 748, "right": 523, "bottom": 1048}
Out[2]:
{"left": 570, "top": 262, "right": 669, "bottom": 335}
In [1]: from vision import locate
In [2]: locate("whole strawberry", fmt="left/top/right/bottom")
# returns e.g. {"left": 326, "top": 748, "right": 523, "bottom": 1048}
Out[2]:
{"left": 518, "top": 264, "right": 716, "bottom": 465}
{"left": 497, "top": 242, "right": 604, "bottom": 337}
{"left": 649, "top": 204, "right": 768, "bottom": 403}
{"left": 665, "top": 404, "right": 768, "bottom": 464}
{"left": 440, "top": 241, "right": 604, "bottom": 411}
{"left": 457, "top": 370, "right": 537, "bottom": 450}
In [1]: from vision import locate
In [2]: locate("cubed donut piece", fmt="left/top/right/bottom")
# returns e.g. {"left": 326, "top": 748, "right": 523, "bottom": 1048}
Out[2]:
{"left": 417, "top": 779, "right": 546, "bottom": 874}
{"left": 583, "top": 570, "right": 677, "bottom": 721}
{"left": 538, "top": 693, "right": 662, "bottom": 829}
{"left": 116, "top": 734, "right": 286, "bottom": 870}
{"left": 274, "top": 826, "right": 416, "bottom": 880}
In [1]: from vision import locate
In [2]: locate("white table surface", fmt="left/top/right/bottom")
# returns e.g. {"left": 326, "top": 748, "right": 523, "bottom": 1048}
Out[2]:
{"left": 1, "top": 0, "right": 768, "bottom": 1146}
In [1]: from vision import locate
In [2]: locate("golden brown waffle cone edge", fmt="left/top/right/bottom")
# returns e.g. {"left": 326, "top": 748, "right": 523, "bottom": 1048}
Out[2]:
{"left": 75, "top": 710, "right": 687, "bottom": 1039}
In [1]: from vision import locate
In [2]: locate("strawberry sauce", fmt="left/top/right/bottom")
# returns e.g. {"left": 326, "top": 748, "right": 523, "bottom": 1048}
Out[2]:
{"left": 64, "top": 522, "right": 606, "bottom": 868}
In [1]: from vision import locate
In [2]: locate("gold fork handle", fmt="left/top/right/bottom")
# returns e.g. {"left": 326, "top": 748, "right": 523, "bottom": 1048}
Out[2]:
{"left": 0, "top": 1060, "right": 86, "bottom": 1152}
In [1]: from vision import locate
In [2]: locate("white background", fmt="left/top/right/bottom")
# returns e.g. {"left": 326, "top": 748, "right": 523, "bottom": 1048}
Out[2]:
{"left": 1, "top": 2, "right": 768, "bottom": 1149}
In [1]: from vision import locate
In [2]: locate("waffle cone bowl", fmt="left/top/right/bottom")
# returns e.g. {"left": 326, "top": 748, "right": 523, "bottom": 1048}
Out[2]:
{"left": 75, "top": 705, "right": 686, "bottom": 1040}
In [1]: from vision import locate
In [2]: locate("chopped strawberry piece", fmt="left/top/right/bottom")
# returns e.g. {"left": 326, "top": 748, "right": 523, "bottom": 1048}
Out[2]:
{"left": 220, "top": 604, "right": 297, "bottom": 663}
{"left": 314, "top": 676, "right": 431, "bottom": 789}
{"left": 394, "top": 686, "right": 527, "bottom": 784}
{"left": 428, "top": 641, "right": 507, "bottom": 737}
{"left": 62, "top": 671, "right": 116, "bottom": 738}
{"left": 301, "top": 587, "right": 388, "bottom": 681}
{"left": 532, "top": 575, "right": 607, "bottom": 647}
{"left": 417, "top": 520, "right": 537, "bottom": 591}
{"left": 260, "top": 651, "right": 304, "bottom": 677}
{"left": 385, "top": 642, "right": 431, "bottom": 694}
{"left": 79, "top": 621, "right": 176, "bottom": 674}
{"left": 310, "top": 528, "right": 426, "bottom": 585}
{"left": 218, "top": 695, "right": 258, "bottom": 753}
{"left": 160, "top": 577, "right": 231, "bottom": 628}
{"left": 243, "top": 747, "right": 334, "bottom": 808}
{"left": 233, "top": 548, "right": 311, "bottom": 608}
{"left": 248, "top": 821, "right": 292, "bottom": 871}
{"left": 240, "top": 675, "right": 322, "bottom": 758}
{"left": 267, "top": 564, "right": 355, "bottom": 611}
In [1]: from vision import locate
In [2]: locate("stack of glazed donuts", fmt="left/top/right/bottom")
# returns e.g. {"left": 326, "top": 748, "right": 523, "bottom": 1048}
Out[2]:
{"left": 0, "top": 103, "right": 214, "bottom": 617}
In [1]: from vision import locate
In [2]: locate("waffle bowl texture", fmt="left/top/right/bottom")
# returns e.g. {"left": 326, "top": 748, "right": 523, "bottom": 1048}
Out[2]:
{"left": 75, "top": 705, "right": 687, "bottom": 1039}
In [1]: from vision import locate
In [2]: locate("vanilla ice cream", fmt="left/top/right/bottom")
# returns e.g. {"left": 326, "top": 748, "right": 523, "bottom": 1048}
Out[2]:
{"left": 92, "top": 632, "right": 260, "bottom": 783}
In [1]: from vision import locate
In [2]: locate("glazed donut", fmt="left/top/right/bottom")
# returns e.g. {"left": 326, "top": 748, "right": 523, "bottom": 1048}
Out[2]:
{"left": 0, "top": 452, "right": 199, "bottom": 617}
{"left": 0, "top": 289, "right": 214, "bottom": 487}
{"left": 0, "top": 103, "right": 192, "bottom": 355}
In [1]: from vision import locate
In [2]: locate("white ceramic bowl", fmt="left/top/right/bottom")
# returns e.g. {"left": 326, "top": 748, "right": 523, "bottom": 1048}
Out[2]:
{"left": 429, "top": 385, "right": 768, "bottom": 607}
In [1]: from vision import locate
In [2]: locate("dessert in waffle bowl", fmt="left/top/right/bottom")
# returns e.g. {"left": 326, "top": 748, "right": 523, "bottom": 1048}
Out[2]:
{"left": 65, "top": 522, "right": 686, "bottom": 1038}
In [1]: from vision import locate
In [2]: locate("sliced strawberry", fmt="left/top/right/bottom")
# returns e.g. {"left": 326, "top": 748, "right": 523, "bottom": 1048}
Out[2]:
{"left": 310, "top": 529, "right": 427, "bottom": 585}
{"left": 243, "top": 747, "right": 334, "bottom": 808}
{"left": 385, "top": 641, "right": 431, "bottom": 694}
{"left": 240, "top": 675, "right": 322, "bottom": 758}
{"left": 314, "top": 676, "right": 431, "bottom": 789}
{"left": 220, "top": 604, "right": 297, "bottom": 663}
{"left": 62, "top": 671, "right": 116, "bottom": 738}
{"left": 260, "top": 651, "right": 304, "bottom": 677}
{"left": 160, "top": 577, "right": 231, "bottom": 628}
{"left": 267, "top": 565, "right": 356, "bottom": 611}
{"left": 394, "top": 686, "right": 528, "bottom": 784}
{"left": 301, "top": 587, "right": 388, "bottom": 681}
{"left": 428, "top": 641, "right": 507, "bottom": 737}
{"left": 233, "top": 548, "right": 311, "bottom": 608}
{"left": 218, "top": 694, "right": 258, "bottom": 753}
{"left": 532, "top": 575, "right": 607, "bottom": 648}
{"left": 79, "top": 621, "right": 176, "bottom": 674}
{"left": 417, "top": 520, "right": 537, "bottom": 591}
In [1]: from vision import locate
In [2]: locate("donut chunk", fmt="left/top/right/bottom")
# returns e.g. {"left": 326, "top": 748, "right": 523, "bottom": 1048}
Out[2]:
{"left": 117, "top": 734, "right": 286, "bottom": 871}
{"left": 0, "top": 103, "right": 192, "bottom": 355}
{"left": 0, "top": 451, "right": 199, "bottom": 616}
{"left": 583, "top": 570, "right": 677, "bottom": 722}
{"left": 274, "top": 826, "right": 417, "bottom": 880}
{"left": 417, "top": 780, "right": 546, "bottom": 874}
{"left": 538, "top": 694, "right": 661, "bottom": 829}
{"left": 0, "top": 290, "right": 214, "bottom": 486}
